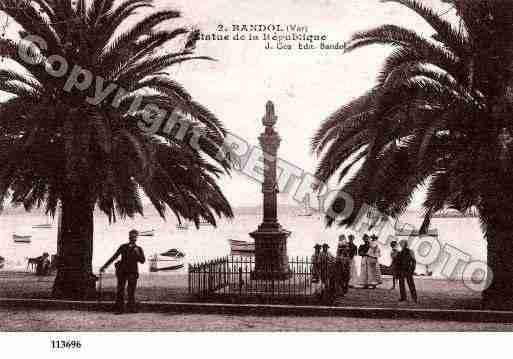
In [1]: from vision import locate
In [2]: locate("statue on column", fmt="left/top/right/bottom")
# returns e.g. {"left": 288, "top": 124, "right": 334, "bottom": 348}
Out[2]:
{"left": 250, "top": 101, "right": 291, "bottom": 280}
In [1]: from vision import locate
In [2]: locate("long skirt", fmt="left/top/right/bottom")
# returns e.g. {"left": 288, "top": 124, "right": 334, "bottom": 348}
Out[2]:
{"left": 348, "top": 258, "right": 358, "bottom": 287}
{"left": 360, "top": 256, "right": 380, "bottom": 286}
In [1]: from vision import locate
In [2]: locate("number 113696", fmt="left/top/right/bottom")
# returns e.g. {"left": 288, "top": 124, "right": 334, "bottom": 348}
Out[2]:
{"left": 50, "top": 339, "right": 82, "bottom": 349}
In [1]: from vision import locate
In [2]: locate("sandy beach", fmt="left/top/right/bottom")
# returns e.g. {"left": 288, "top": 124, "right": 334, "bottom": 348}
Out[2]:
{"left": 0, "top": 271, "right": 482, "bottom": 310}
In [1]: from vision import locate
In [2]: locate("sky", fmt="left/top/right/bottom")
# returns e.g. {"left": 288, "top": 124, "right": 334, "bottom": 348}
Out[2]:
{"left": 0, "top": 0, "right": 458, "bottom": 208}
{"left": 161, "top": 0, "right": 457, "bottom": 207}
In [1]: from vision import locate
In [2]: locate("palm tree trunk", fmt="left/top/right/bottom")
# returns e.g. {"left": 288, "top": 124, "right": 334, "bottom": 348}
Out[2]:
{"left": 52, "top": 189, "right": 96, "bottom": 299}
{"left": 481, "top": 192, "right": 513, "bottom": 308}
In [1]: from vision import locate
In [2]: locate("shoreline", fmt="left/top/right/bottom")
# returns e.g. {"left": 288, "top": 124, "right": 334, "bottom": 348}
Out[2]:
{"left": 0, "top": 271, "right": 482, "bottom": 310}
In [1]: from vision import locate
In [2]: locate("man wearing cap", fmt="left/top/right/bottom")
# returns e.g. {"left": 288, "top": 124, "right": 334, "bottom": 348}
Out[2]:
{"left": 311, "top": 244, "right": 322, "bottom": 283}
{"left": 101, "top": 229, "right": 146, "bottom": 313}
{"left": 397, "top": 239, "right": 418, "bottom": 303}
{"left": 319, "top": 243, "right": 334, "bottom": 286}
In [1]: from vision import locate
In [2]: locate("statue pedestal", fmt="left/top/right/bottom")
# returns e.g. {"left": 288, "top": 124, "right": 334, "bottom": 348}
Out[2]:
{"left": 250, "top": 223, "right": 291, "bottom": 280}
{"left": 249, "top": 101, "right": 291, "bottom": 281}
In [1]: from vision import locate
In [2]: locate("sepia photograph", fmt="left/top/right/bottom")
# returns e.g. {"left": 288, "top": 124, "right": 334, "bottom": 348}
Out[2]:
{"left": 0, "top": 0, "right": 513, "bottom": 351}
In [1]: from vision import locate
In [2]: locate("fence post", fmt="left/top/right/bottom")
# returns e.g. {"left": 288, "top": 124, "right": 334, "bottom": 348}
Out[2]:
{"left": 271, "top": 262, "right": 275, "bottom": 296}
{"left": 238, "top": 266, "right": 243, "bottom": 296}
{"left": 188, "top": 264, "right": 191, "bottom": 295}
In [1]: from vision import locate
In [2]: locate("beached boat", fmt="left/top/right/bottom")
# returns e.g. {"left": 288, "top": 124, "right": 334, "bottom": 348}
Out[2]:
{"left": 229, "top": 239, "right": 255, "bottom": 253}
{"left": 33, "top": 215, "right": 53, "bottom": 229}
{"left": 13, "top": 234, "right": 31, "bottom": 243}
{"left": 139, "top": 229, "right": 155, "bottom": 237}
{"left": 32, "top": 223, "right": 52, "bottom": 229}
{"left": 149, "top": 249, "right": 185, "bottom": 272}
{"left": 428, "top": 208, "right": 479, "bottom": 218}
{"left": 297, "top": 198, "right": 313, "bottom": 217}
{"left": 395, "top": 228, "right": 438, "bottom": 237}
{"left": 176, "top": 223, "right": 189, "bottom": 230}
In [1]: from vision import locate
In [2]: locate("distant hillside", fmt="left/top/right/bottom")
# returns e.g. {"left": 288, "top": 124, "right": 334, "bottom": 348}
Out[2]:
{"left": 0, "top": 201, "right": 423, "bottom": 220}
{"left": 232, "top": 204, "right": 321, "bottom": 217}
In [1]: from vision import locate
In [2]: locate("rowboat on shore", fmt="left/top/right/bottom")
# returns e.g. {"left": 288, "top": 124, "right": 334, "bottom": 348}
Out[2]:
{"left": 13, "top": 234, "right": 31, "bottom": 243}
{"left": 139, "top": 229, "right": 155, "bottom": 237}
{"left": 32, "top": 223, "right": 52, "bottom": 229}
{"left": 149, "top": 249, "right": 185, "bottom": 272}
{"left": 297, "top": 198, "right": 314, "bottom": 217}
{"left": 229, "top": 239, "right": 255, "bottom": 253}
{"left": 32, "top": 214, "right": 53, "bottom": 229}
{"left": 176, "top": 223, "right": 189, "bottom": 230}
{"left": 395, "top": 228, "right": 438, "bottom": 237}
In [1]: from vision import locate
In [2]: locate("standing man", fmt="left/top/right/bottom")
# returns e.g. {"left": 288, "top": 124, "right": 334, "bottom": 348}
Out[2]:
{"left": 101, "top": 229, "right": 146, "bottom": 313}
{"left": 389, "top": 241, "right": 400, "bottom": 290}
{"left": 311, "top": 244, "right": 322, "bottom": 283}
{"left": 319, "top": 243, "right": 334, "bottom": 286}
{"left": 397, "top": 239, "right": 417, "bottom": 303}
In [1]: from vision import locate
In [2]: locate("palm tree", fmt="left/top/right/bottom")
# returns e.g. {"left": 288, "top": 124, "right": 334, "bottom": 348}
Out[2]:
{"left": 0, "top": 0, "right": 233, "bottom": 299}
{"left": 312, "top": 0, "right": 513, "bottom": 306}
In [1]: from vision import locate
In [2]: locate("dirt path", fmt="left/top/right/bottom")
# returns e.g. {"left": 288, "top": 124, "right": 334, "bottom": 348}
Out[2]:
{"left": 0, "top": 272, "right": 482, "bottom": 309}
{"left": 1, "top": 308, "right": 511, "bottom": 331}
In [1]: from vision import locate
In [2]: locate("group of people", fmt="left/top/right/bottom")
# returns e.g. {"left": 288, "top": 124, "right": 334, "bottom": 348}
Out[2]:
{"left": 99, "top": 229, "right": 417, "bottom": 314}
{"left": 311, "top": 234, "right": 418, "bottom": 303}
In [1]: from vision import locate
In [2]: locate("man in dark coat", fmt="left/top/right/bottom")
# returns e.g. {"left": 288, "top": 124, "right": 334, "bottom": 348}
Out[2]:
{"left": 319, "top": 243, "right": 334, "bottom": 286}
{"left": 101, "top": 229, "right": 146, "bottom": 313}
{"left": 35, "top": 252, "right": 51, "bottom": 276}
{"left": 347, "top": 235, "right": 357, "bottom": 259}
{"left": 311, "top": 244, "right": 322, "bottom": 283}
{"left": 358, "top": 234, "right": 370, "bottom": 257}
{"left": 397, "top": 239, "right": 417, "bottom": 303}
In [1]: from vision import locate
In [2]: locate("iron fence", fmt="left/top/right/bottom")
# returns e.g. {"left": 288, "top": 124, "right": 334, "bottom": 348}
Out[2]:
{"left": 188, "top": 255, "right": 329, "bottom": 301}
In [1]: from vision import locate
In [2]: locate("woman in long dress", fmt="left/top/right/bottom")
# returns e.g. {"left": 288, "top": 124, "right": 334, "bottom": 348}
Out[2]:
{"left": 366, "top": 236, "right": 382, "bottom": 288}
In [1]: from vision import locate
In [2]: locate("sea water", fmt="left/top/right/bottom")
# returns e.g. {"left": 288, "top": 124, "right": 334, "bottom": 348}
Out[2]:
{"left": 0, "top": 208, "right": 486, "bottom": 279}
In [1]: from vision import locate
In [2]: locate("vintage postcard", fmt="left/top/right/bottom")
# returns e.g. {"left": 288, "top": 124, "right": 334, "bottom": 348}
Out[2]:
{"left": 0, "top": 0, "right": 512, "bottom": 350}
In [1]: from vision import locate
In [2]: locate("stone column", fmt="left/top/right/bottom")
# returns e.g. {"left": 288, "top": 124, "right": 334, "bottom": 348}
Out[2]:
{"left": 250, "top": 101, "right": 291, "bottom": 280}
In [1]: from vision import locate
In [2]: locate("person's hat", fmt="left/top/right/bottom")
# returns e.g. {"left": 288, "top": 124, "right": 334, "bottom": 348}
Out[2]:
{"left": 322, "top": 243, "right": 329, "bottom": 248}
{"left": 129, "top": 229, "right": 139, "bottom": 236}
{"left": 314, "top": 244, "right": 322, "bottom": 249}
{"left": 370, "top": 234, "right": 378, "bottom": 240}
{"left": 338, "top": 235, "right": 347, "bottom": 246}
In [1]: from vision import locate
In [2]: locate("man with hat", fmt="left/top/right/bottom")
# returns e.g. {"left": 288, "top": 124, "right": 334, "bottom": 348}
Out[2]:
{"left": 319, "top": 243, "right": 334, "bottom": 286}
{"left": 101, "top": 229, "right": 146, "bottom": 313}
{"left": 311, "top": 244, "right": 322, "bottom": 283}
{"left": 397, "top": 239, "right": 418, "bottom": 303}
{"left": 336, "top": 234, "right": 347, "bottom": 257}
{"left": 333, "top": 235, "right": 352, "bottom": 296}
